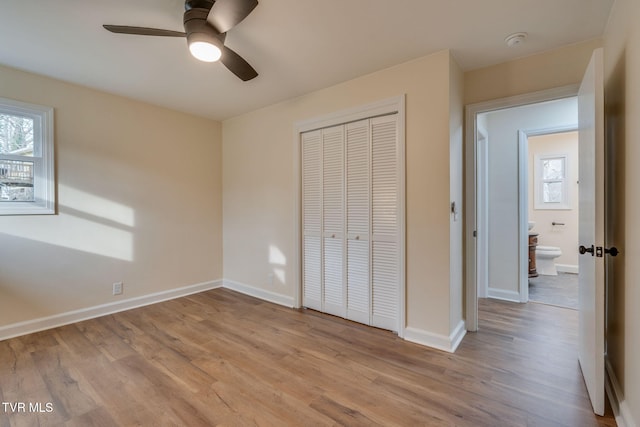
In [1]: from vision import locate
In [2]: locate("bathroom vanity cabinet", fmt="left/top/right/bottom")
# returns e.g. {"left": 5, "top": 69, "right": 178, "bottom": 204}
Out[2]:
{"left": 528, "top": 233, "right": 539, "bottom": 278}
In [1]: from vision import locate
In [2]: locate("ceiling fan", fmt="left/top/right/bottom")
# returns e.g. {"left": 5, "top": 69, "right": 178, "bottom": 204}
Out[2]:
{"left": 103, "top": 0, "right": 259, "bottom": 81}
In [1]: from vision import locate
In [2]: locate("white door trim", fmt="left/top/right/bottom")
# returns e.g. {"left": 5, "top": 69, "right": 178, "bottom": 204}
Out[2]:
{"left": 293, "top": 95, "right": 406, "bottom": 337}
{"left": 476, "top": 128, "right": 488, "bottom": 298}
{"left": 517, "top": 130, "right": 530, "bottom": 303}
{"left": 464, "top": 85, "right": 579, "bottom": 331}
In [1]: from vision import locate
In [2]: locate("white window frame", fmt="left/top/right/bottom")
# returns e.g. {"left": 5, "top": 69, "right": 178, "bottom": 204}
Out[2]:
{"left": 534, "top": 153, "right": 570, "bottom": 210}
{"left": 0, "top": 97, "right": 55, "bottom": 215}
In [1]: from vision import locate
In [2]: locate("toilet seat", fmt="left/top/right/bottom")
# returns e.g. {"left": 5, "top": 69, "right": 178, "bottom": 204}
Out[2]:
{"left": 536, "top": 245, "right": 562, "bottom": 256}
{"left": 535, "top": 245, "right": 562, "bottom": 275}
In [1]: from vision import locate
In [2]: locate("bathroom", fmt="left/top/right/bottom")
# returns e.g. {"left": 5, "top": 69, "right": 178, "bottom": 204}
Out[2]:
{"left": 476, "top": 96, "right": 579, "bottom": 308}
{"left": 527, "top": 131, "right": 579, "bottom": 309}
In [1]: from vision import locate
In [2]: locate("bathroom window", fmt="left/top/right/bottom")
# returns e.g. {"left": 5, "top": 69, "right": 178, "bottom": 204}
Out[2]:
{"left": 534, "top": 154, "right": 569, "bottom": 210}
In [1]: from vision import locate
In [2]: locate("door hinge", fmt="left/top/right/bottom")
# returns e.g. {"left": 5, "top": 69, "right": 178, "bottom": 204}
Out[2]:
{"left": 473, "top": 230, "right": 477, "bottom": 238}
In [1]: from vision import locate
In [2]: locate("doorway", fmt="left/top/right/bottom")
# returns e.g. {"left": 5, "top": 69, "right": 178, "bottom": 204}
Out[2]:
{"left": 466, "top": 49, "right": 607, "bottom": 416}
{"left": 475, "top": 98, "right": 578, "bottom": 303}
{"left": 526, "top": 130, "right": 580, "bottom": 309}
{"left": 465, "top": 85, "right": 579, "bottom": 331}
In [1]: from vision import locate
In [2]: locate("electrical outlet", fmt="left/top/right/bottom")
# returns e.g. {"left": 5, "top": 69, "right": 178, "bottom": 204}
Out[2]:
{"left": 112, "top": 282, "right": 123, "bottom": 296}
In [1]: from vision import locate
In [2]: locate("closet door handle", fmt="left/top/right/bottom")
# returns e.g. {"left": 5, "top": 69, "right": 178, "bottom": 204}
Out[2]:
{"left": 355, "top": 235, "right": 360, "bottom": 240}
{"left": 331, "top": 234, "right": 336, "bottom": 238}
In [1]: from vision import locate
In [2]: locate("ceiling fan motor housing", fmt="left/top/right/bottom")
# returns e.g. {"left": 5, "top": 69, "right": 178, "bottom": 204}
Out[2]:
{"left": 184, "top": 7, "right": 225, "bottom": 49}
{"left": 185, "top": 0, "right": 215, "bottom": 11}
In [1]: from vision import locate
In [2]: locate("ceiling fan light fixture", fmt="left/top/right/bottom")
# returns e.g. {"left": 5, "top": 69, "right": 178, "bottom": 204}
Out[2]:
{"left": 187, "top": 30, "right": 223, "bottom": 62}
{"left": 189, "top": 40, "right": 222, "bottom": 62}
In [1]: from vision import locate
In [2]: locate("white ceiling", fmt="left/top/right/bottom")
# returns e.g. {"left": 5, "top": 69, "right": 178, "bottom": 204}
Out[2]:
{"left": 0, "top": 0, "right": 613, "bottom": 121}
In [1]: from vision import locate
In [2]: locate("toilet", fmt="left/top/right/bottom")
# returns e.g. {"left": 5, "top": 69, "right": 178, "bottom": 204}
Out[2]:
{"left": 535, "top": 246, "right": 562, "bottom": 276}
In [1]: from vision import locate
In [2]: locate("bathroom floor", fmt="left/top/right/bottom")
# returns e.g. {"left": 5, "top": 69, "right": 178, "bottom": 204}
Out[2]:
{"left": 528, "top": 272, "right": 578, "bottom": 309}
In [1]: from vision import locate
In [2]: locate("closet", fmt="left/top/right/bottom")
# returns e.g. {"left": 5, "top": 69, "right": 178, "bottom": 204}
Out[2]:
{"left": 301, "top": 114, "right": 400, "bottom": 332}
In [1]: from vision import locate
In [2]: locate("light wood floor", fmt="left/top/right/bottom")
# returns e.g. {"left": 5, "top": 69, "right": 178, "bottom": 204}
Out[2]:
{"left": 0, "top": 289, "right": 617, "bottom": 426}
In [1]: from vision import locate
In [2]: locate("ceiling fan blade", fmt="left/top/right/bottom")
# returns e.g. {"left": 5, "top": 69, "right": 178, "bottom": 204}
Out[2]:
{"left": 103, "top": 25, "right": 186, "bottom": 37}
{"left": 207, "top": 0, "right": 258, "bottom": 34}
{"left": 221, "top": 46, "right": 258, "bottom": 81}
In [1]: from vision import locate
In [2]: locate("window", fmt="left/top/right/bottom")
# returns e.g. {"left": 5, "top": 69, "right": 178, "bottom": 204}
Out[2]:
{"left": 0, "top": 97, "right": 55, "bottom": 215}
{"left": 534, "top": 153, "right": 569, "bottom": 210}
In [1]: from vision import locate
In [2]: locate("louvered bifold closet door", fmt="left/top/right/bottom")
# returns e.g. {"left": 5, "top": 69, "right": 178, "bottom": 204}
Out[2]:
{"left": 345, "top": 119, "right": 370, "bottom": 324}
{"left": 322, "top": 125, "right": 345, "bottom": 317}
{"left": 302, "top": 130, "right": 322, "bottom": 311}
{"left": 371, "top": 114, "right": 399, "bottom": 331}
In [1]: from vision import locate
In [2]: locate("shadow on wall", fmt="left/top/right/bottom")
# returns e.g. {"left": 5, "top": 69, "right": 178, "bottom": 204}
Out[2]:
{"left": 1, "top": 183, "right": 136, "bottom": 261}
{"left": 0, "top": 231, "right": 133, "bottom": 322}
{"left": 0, "top": 182, "right": 136, "bottom": 324}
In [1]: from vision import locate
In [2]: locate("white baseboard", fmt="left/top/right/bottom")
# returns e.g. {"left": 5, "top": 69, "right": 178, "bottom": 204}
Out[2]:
{"left": 404, "top": 320, "right": 466, "bottom": 353}
{"left": 0, "top": 280, "right": 223, "bottom": 342}
{"left": 556, "top": 264, "right": 579, "bottom": 274}
{"left": 487, "top": 287, "right": 521, "bottom": 303}
{"left": 1, "top": 277, "right": 466, "bottom": 357}
{"left": 222, "top": 279, "right": 295, "bottom": 308}
{"left": 606, "top": 357, "right": 638, "bottom": 427}
{"left": 449, "top": 320, "right": 467, "bottom": 352}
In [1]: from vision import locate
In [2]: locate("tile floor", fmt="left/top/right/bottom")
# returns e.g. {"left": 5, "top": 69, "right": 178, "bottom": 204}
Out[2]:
{"left": 528, "top": 272, "right": 578, "bottom": 309}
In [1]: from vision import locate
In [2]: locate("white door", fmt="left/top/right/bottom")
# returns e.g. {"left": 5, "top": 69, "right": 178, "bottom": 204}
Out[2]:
{"left": 345, "top": 120, "right": 371, "bottom": 325}
{"left": 322, "top": 125, "right": 346, "bottom": 317}
{"left": 301, "top": 113, "right": 401, "bottom": 332}
{"left": 577, "top": 48, "right": 605, "bottom": 416}
{"left": 370, "top": 115, "right": 400, "bottom": 331}
{"left": 302, "top": 130, "right": 322, "bottom": 311}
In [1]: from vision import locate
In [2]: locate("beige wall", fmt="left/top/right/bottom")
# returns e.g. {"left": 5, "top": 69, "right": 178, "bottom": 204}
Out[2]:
{"left": 223, "top": 50, "right": 460, "bottom": 338}
{"left": 0, "top": 65, "right": 223, "bottom": 327}
{"left": 603, "top": 0, "right": 640, "bottom": 423}
{"left": 465, "top": 39, "right": 602, "bottom": 105}
{"left": 528, "top": 131, "right": 579, "bottom": 269}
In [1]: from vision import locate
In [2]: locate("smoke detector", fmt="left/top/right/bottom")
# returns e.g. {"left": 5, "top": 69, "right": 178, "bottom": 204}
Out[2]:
{"left": 505, "top": 32, "right": 528, "bottom": 47}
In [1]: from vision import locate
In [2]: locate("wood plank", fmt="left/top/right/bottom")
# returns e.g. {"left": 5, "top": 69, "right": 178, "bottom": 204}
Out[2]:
{"left": 0, "top": 289, "right": 617, "bottom": 426}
